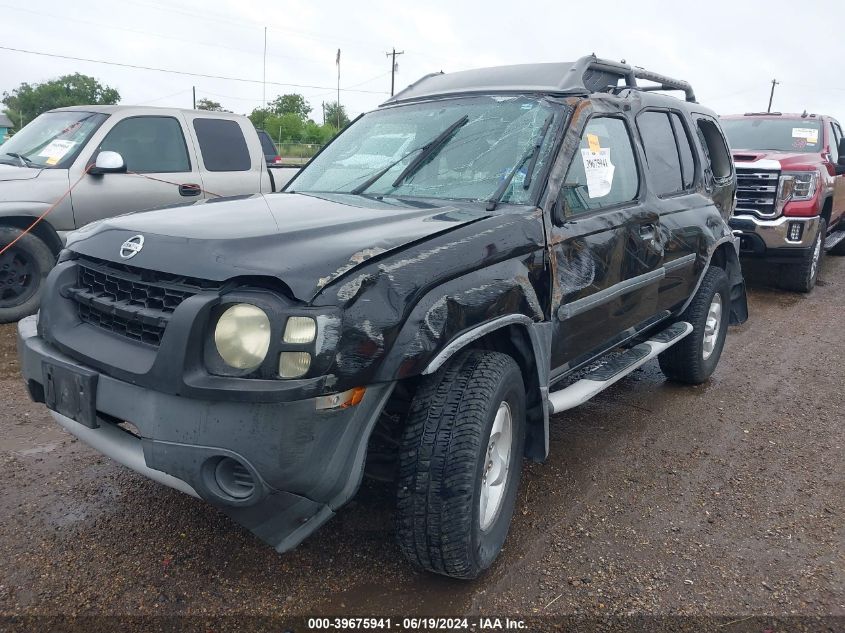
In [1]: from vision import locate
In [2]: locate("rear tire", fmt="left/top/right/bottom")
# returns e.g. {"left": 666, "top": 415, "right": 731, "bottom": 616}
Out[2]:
{"left": 658, "top": 266, "right": 731, "bottom": 385}
{"left": 0, "top": 227, "right": 55, "bottom": 323}
{"left": 779, "top": 218, "right": 825, "bottom": 292}
{"left": 395, "top": 350, "right": 526, "bottom": 579}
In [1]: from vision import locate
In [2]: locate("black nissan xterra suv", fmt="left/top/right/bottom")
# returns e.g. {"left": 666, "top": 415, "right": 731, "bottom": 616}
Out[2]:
{"left": 18, "top": 56, "right": 748, "bottom": 579}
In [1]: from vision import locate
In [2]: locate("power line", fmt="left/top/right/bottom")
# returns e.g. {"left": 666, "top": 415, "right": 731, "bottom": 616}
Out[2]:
{"left": 122, "top": 0, "right": 383, "bottom": 51}
{"left": 0, "top": 3, "right": 359, "bottom": 68}
{"left": 135, "top": 88, "right": 193, "bottom": 105}
{"left": 0, "top": 45, "right": 390, "bottom": 95}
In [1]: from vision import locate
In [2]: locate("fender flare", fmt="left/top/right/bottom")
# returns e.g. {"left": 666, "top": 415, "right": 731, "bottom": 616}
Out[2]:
{"left": 681, "top": 235, "right": 747, "bottom": 324}
{"left": 0, "top": 212, "right": 64, "bottom": 254}
{"left": 421, "top": 314, "right": 554, "bottom": 462}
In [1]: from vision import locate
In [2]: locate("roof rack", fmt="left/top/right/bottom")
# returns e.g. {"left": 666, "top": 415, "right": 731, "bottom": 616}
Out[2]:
{"left": 744, "top": 112, "right": 782, "bottom": 116}
{"left": 576, "top": 56, "right": 697, "bottom": 102}
{"left": 383, "top": 55, "right": 697, "bottom": 106}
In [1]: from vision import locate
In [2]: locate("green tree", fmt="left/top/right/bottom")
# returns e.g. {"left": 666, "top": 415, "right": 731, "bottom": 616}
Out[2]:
{"left": 268, "top": 94, "right": 311, "bottom": 120}
{"left": 302, "top": 120, "right": 325, "bottom": 144}
{"left": 2, "top": 74, "right": 120, "bottom": 128}
{"left": 266, "top": 113, "right": 306, "bottom": 143}
{"left": 324, "top": 101, "right": 350, "bottom": 129}
{"left": 196, "top": 98, "right": 227, "bottom": 112}
{"left": 248, "top": 107, "right": 272, "bottom": 129}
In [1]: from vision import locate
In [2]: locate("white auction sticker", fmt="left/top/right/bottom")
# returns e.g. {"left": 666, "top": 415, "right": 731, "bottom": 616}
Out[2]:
{"left": 581, "top": 147, "right": 615, "bottom": 198}
{"left": 792, "top": 128, "right": 819, "bottom": 144}
{"left": 37, "top": 139, "right": 77, "bottom": 162}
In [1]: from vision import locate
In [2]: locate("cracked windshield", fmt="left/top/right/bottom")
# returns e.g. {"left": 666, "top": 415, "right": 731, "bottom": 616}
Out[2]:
{"left": 291, "top": 95, "right": 561, "bottom": 203}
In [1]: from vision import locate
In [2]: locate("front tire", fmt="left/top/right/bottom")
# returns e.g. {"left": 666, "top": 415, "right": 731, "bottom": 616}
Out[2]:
{"left": 779, "top": 218, "right": 825, "bottom": 292}
{"left": 0, "top": 227, "right": 55, "bottom": 323}
{"left": 658, "top": 266, "right": 731, "bottom": 385}
{"left": 395, "top": 350, "right": 526, "bottom": 579}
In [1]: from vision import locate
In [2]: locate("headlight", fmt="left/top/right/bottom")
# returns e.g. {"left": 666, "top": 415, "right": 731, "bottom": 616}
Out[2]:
{"left": 214, "top": 303, "right": 271, "bottom": 370}
{"left": 783, "top": 170, "right": 818, "bottom": 201}
{"left": 283, "top": 316, "right": 316, "bottom": 343}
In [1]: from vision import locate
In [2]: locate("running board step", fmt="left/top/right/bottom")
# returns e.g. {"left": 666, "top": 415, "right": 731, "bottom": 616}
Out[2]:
{"left": 824, "top": 230, "right": 845, "bottom": 251}
{"left": 547, "top": 321, "right": 693, "bottom": 414}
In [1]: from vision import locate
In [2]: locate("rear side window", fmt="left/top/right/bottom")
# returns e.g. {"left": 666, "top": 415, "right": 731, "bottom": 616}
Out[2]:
{"left": 193, "top": 119, "right": 251, "bottom": 171}
{"left": 99, "top": 116, "right": 190, "bottom": 173}
{"left": 562, "top": 116, "right": 640, "bottom": 215}
{"left": 696, "top": 118, "right": 732, "bottom": 180}
{"left": 670, "top": 113, "right": 696, "bottom": 189}
{"left": 257, "top": 130, "right": 277, "bottom": 156}
{"left": 637, "top": 111, "right": 683, "bottom": 196}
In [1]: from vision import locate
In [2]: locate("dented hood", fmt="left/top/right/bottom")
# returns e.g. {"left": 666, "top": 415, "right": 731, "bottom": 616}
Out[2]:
{"left": 66, "top": 193, "right": 490, "bottom": 301}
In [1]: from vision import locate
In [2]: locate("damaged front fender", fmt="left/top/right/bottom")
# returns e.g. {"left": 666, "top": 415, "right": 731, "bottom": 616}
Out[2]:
{"left": 312, "top": 207, "right": 550, "bottom": 390}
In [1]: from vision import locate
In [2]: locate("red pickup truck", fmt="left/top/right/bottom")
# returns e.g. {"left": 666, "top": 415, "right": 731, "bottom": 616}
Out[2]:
{"left": 721, "top": 112, "right": 845, "bottom": 291}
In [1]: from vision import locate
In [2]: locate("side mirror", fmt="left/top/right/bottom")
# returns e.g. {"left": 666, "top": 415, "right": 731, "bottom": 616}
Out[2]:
{"left": 89, "top": 151, "right": 126, "bottom": 175}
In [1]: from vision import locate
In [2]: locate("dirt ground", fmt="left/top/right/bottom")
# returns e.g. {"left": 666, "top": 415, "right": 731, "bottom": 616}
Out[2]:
{"left": 0, "top": 257, "right": 843, "bottom": 629}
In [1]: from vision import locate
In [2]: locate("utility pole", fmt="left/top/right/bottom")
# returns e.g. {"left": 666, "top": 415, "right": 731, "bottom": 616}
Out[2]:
{"left": 262, "top": 27, "right": 268, "bottom": 109}
{"left": 767, "top": 79, "right": 779, "bottom": 113}
{"left": 386, "top": 48, "right": 405, "bottom": 96}
{"left": 322, "top": 101, "right": 326, "bottom": 126}
{"left": 336, "top": 49, "right": 341, "bottom": 129}
{"left": 192, "top": 86, "right": 196, "bottom": 110}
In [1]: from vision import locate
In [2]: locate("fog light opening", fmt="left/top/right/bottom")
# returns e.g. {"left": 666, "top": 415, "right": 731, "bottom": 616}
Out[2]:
{"left": 788, "top": 222, "right": 803, "bottom": 242}
{"left": 214, "top": 457, "right": 255, "bottom": 500}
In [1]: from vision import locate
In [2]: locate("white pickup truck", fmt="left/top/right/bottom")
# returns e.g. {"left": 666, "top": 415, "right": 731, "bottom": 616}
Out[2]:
{"left": 0, "top": 105, "right": 294, "bottom": 322}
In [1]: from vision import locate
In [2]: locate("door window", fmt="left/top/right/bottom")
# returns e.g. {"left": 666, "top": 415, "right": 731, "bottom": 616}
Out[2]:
{"left": 193, "top": 119, "right": 251, "bottom": 172}
{"left": 637, "top": 111, "right": 684, "bottom": 196}
{"left": 98, "top": 116, "right": 190, "bottom": 173}
{"left": 670, "top": 112, "right": 696, "bottom": 189}
{"left": 562, "top": 116, "right": 639, "bottom": 216}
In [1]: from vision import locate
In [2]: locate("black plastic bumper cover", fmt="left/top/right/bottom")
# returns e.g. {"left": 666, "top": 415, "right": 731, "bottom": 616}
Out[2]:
{"left": 17, "top": 315, "right": 395, "bottom": 552}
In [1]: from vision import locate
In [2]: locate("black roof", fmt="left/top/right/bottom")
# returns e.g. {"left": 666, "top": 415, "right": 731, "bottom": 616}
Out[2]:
{"left": 383, "top": 55, "right": 696, "bottom": 106}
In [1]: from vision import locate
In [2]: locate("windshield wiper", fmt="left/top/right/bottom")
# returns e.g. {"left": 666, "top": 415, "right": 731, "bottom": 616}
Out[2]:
{"left": 4, "top": 152, "right": 34, "bottom": 168}
{"left": 349, "top": 114, "right": 470, "bottom": 195}
{"left": 485, "top": 114, "right": 554, "bottom": 211}
{"left": 390, "top": 114, "right": 469, "bottom": 188}
{"left": 350, "top": 148, "right": 423, "bottom": 195}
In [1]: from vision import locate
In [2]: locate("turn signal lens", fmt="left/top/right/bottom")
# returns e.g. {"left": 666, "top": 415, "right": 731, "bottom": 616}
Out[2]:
{"left": 315, "top": 387, "right": 367, "bottom": 410}
{"left": 279, "top": 351, "right": 311, "bottom": 378}
{"left": 283, "top": 316, "right": 317, "bottom": 343}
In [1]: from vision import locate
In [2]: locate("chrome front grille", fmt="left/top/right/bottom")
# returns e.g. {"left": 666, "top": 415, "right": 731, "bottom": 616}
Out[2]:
{"left": 735, "top": 167, "right": 780, "bottom": 218}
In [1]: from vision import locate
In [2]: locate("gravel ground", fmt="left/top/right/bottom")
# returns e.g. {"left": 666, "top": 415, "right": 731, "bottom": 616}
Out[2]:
{"left": 0, "top": 258, "right": 843, "bottom": 630}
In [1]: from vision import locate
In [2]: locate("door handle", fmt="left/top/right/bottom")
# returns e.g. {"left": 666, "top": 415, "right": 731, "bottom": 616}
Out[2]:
{"left": 179, "top": 183, "right": 202, "bottom": 197}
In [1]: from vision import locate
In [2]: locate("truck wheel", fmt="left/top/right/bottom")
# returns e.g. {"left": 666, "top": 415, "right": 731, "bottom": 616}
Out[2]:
{"left": 779, "top": 218, "right": 825, "bottom": 292}
{"left": 395, "top": 350, "right": 526, "bottom": 579}
{"left": 658, "top": 266, "right": 731, "bottom": 385}
{"left": 0, "top": 227, "right": 55, "bottom": 323}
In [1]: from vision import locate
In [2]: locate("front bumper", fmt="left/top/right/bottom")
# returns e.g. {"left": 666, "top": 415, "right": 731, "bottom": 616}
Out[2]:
{"left": 17, "top": 315, "right": 394, "bottom": 552}
{"left": 729, "top": 214, "right": 821, "bottom": 262}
